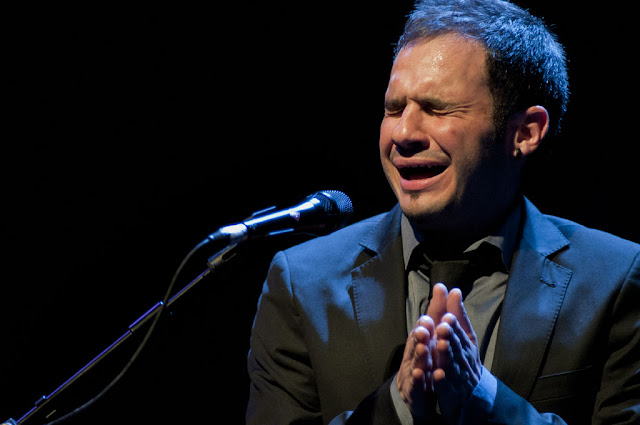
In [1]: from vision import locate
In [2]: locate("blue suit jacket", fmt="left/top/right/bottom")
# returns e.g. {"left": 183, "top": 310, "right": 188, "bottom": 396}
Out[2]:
{"left": 247, "top": 198, "right": 640, "bottom": 424}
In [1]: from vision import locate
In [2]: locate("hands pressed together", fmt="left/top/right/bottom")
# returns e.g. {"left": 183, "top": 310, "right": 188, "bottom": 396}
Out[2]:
{"left": 397, "top": 283, "right": 484, "bottom": 423}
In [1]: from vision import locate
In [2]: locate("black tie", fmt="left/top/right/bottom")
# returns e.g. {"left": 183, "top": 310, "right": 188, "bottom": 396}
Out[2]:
{"left": 430, "top": 258, "right": 477, "bottom": 297}
{"left": 409, "top": 242, "right": 505, "bottom": 312}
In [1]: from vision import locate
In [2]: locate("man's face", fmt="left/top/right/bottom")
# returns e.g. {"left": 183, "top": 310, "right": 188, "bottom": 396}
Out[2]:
{"left": 380, "top": 34, "right": 515, "bottom": 234}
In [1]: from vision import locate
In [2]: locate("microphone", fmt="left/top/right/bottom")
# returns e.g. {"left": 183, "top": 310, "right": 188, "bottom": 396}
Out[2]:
{"left": 208, "top": 190, "right": 353, "bottom": 244}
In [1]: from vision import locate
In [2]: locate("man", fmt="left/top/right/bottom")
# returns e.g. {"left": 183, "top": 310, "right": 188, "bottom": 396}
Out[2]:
{"left": 246, "top": 1, "right": 640, "bottom": 424}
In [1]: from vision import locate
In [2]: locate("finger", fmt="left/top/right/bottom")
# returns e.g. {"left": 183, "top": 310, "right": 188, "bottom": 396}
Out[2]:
{"left": 426, "top": 283, "right": 448, "bottom": 325}
{"left": 437, "top": 315, "right": 482, "bottom": 391}
{"left": 401, "top": 329, "right": 417, "bottom": 366}
{"left": 398, "top": 317, "right": 434, "bottom": 389}
{"left": 446, "top": 288, "right": 478, "bottom": 346}
{"left": 438, "top": 317, "right": 471, "bottom": 370}
{"left": 413, "top": 326, "right": 433, "bottom": 374}
{"left": 404, "top": 316, "right": 431, "bottom": 354}
{"left": 434, "top": 321, "right": 456, "bottom": 371}
{"left": 433, "top": 367, "right": 446, "bottom": 383}
{"left": 416, "top": 315, "right": 435, "bottom": 341}
{"left": 414, "top": 315, "right": 435, "bottom": 369}
{"left": 397, "top": 320, "right": 439, "bottom": 419}
{"left": 440, "top": 314, "right": 476, "bottom": 363}
{"left": 433, "top": 320, "right": 452, "bottom": 383}
{"left": 434, "top": 338, "right": 452, "bottom": 378}
{"left": 397, "top": 333, "right": 419, "bottom": 400}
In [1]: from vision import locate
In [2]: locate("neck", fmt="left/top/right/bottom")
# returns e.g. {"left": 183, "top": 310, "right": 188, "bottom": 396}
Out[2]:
{"left": 418, "top": 228, "right": 486, "bottom": 261}
{"left": 411, "top": 195, "right": 521, "bottom": 261}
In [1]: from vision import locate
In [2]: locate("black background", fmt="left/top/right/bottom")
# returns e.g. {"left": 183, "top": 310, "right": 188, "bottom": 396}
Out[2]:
{"left": 2, "top": 2, "right": 638, "bottom": 424}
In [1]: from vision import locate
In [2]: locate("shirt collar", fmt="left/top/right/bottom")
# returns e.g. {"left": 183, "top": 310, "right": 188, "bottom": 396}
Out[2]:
{"left": 401, "top": 200, "right": 522, "bottom": 271}
{"left": 401, "top": 214, "right": 423, "bottom": 269}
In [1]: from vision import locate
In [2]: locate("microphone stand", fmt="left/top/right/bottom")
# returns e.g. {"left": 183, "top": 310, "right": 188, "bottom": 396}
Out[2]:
{"left": 4, "top": 242, "right": 239, "bottom": 425}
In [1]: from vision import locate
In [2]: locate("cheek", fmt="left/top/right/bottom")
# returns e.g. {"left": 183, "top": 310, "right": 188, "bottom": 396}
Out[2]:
{"left": 438, "top": 118, "right": 494, "bottom": 163}
{"left": 379, "top": 118, "right": 395, "bottom": 158}
{"left": 453, "top": 137, "right": 507, "bottom": 196}
{"left": 430, "top": 118, "right": 464, "bottom": 154}
{"left": 379, "top": 120, "right": 398, "bottom": 189}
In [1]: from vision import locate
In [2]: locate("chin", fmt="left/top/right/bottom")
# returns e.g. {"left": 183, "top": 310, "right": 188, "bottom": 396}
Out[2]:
{"left": 396, "top": 190, "right": 452, "bottom": 225}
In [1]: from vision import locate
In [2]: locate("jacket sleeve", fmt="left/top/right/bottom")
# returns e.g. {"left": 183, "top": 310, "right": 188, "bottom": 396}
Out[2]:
{"left": 246, "top": 251, "right": 324, "bottom": 424}
{"left": 592, "top": 251, "right": 640, "bottom": 424}
{"left": 488, "top": 251, "right": 640, "bottom": 425}
{"left": 246, "top": 251, "right": 406, "bottom": 425}
{"left": 488, "top": 379, "right": 568, "bottom": 425}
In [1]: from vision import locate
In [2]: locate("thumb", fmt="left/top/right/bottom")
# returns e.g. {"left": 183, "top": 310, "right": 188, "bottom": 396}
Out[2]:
{"left": 426, "top": 283, "right": 448, "bottom": 326}
{"left": 446, "top": 288, "right": 478, "bottom": 345}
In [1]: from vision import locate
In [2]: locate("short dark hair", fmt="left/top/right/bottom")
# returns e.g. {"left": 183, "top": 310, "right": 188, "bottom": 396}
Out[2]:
{"left": 397, "top": 0, "right": 569, "bottom": 142}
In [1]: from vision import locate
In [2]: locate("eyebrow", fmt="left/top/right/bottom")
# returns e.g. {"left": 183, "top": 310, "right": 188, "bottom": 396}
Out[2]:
{"left": 384, "top": 98, "right": 406, "bottom": 111}
{"left": 384, "top": 96, "right": 457, "bottom": 111}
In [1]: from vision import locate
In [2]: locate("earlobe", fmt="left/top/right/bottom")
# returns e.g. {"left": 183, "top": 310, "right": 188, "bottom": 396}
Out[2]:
{"left": 513, "top": 105, "right": 549, "bottom": 159}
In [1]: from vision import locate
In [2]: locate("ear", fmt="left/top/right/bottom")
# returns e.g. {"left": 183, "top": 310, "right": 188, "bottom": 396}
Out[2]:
{"left": 510, "top": 105, "right": 549, "bottom": 159}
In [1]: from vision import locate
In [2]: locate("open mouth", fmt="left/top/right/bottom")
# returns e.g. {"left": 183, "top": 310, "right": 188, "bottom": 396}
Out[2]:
{"left": 398, "top": 164, "right": 448, "bottom": 180}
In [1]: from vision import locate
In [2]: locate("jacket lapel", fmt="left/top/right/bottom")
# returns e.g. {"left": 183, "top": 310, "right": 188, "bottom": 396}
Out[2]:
{"left": 348, "top": 199, "right": 574, "bottom": 397}
{"left": 351, "top": 205, "right": 408, "bottom": 385}
{"left": 491, "top": 198, "right": 573, "bottom": 399}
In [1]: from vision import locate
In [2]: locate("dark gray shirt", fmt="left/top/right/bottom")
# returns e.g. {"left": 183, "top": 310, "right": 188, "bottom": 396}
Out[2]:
{"left": 400, "top": 202, "right": 521, "bottom": 369}
{"left": 388, "top": 206, "right": 521, "bottom": 424}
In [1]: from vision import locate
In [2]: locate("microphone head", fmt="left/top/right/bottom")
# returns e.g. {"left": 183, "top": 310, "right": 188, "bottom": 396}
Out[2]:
{"left": 310, "top": 190, "right": 354, "bottom": 232}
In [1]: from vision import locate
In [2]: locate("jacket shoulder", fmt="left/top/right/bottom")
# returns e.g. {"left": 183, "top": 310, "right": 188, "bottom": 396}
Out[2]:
{"left": 283, "top": 211, "right": 390, "bottom": 263}
{"left": 268, "top": 207, "right": 402, "bottom": 291}
{"left": 543, "top": 214, "right": 640, "bottom": 281}
{"left": 546, "top": 214, "right": 640, "bottom": 254}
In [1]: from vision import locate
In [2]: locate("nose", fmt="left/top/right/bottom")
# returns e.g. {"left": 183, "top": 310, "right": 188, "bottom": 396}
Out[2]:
{"left": 390, "top": 102, "right": 430, "bottom": 155}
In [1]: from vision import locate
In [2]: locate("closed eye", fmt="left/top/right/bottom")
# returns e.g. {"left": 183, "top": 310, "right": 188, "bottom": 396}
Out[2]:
{"left": 384, "top": 97, "right": 460, "bottom": 118}
{"left": 384, "top": 99, "right": 405, "bottom": 117}
{"left": 417, "top": 98, "right": 458, "bottom": 116}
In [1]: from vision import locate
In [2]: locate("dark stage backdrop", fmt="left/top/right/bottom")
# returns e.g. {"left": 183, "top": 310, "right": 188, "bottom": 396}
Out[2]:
{"left": 3, "top": 2, "right": 637, "bottom": 424}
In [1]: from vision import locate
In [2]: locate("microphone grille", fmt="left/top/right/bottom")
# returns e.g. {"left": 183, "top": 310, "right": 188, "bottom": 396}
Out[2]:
{"left": 317, "top": 190, "right": 354, "bottom": 216}
{"left": 313, "top": 190, "right": 354, "bottom": 233}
